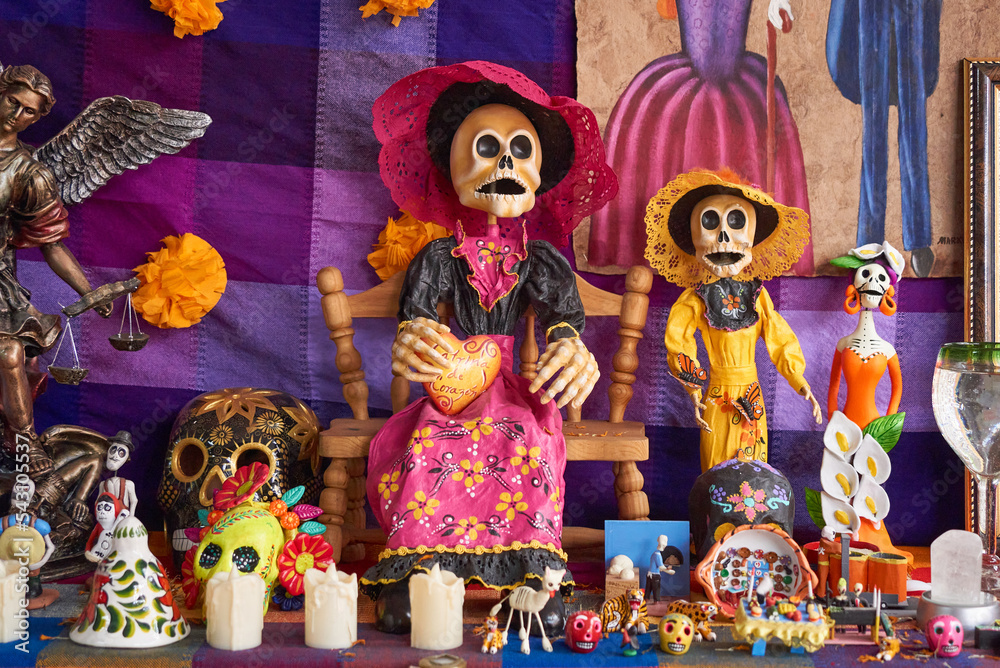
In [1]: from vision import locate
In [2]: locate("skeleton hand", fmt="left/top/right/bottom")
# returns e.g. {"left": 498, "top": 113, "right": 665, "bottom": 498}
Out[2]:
{"left": 66, "top": 498, "right": 90, "bottom": 524}
{"left": 390, "top": 317, "right": 455, "bottom": 382}
{"left": 528, "top": 337, "right": 599, "bottom": 409}
{"left": 767, "top": 0, "right": 793, "bottom": 30}
{"left": 799, "top": 383, "right": 822, "bottom": 424}
{"left": 690, "top": 390, "right": 712, "bottom": 432}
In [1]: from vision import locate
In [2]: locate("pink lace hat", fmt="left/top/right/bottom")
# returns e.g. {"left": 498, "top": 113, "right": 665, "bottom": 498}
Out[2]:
{"left": 372, "top": 61, "right": 618, "bottom": 247}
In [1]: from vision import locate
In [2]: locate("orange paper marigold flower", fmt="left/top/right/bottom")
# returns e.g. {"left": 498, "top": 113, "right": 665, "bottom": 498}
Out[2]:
{"left": 132, "top": 233, "right": 227, "bottom": 329}
{"left": 181, "top": 545, "right": 201, "bottom": 608}
{"left": 367, "top": 211, "right": 449, "bottom": 280}
{"left": 213, "top": 462, "right": 269, "bottom": 511}
{"left": 359, "top": 0, "right": 435, "bottom": 27}
{"left": 151, "top": 0, "right": 227, "bottom": 38}
{"left": 277, "top": 534, "right": 335, "bottom": 596}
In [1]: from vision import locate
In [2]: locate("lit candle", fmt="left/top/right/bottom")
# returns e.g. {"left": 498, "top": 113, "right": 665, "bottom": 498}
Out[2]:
{"left": 304, "top": 565, "right": 357, "bottom": 649}
{"left": 409, "top": 563, "right": 465, "bottom": 650}
{"left": 205, "top": 567, "right": 266, "bottom": 651}
{"left": 0, "top": 560, "right": 25, "bottom": 644}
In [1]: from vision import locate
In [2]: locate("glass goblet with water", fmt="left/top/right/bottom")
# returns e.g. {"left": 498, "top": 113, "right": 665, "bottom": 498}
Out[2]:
{"left": 932, "top": 342, "right": 1000, "bottom": 594}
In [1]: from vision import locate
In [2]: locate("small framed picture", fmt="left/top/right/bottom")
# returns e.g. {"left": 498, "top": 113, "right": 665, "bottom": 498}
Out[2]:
{"left": 605, "top": 520, "right": 690, "bottom": 600}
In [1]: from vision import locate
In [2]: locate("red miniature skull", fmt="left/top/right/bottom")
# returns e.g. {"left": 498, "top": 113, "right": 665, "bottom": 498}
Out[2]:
{"left": 564, "top": 610, "right": 601, "bottom": 653}
{"left": 926, "top": 615, "right": 963, "bottom": 658}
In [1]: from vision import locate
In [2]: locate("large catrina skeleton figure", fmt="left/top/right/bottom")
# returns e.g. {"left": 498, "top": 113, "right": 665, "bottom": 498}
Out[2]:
{"left": 362, "top": 61, "right": 618, "bottom": 634}
{"left": 645, "top": 169, "right": 821, "bottom": 473}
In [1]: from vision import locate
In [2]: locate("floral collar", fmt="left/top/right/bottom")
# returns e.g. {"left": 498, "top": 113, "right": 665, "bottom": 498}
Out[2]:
{"left": 695, "top": 278, "right": 762, "bottom": 331}
{"left": 452, "top": 220, "right": 527, "bottom": 311}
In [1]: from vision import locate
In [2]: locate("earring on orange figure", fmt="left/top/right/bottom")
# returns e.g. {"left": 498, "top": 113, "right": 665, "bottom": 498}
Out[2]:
{"left": 843, "top": 284, "right": 861, "bottom": 315}
{"left": 879, "top": 286, "right": 896, "bottom": 316}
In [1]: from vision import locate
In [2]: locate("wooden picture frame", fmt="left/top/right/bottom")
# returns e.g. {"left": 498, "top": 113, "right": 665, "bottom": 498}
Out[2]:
{"left": 962, "top": 59, "right": 1000, "bottom": 533}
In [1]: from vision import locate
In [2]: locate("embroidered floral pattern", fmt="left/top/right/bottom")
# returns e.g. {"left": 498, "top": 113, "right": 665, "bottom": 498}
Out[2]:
{"left": 727, "top": 481, "right": 769, "bottom": 522}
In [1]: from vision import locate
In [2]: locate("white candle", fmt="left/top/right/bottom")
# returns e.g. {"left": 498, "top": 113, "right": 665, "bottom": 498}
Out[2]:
{"left": 0, "top": 560, "right": 25, "bottom": 644}
{"left": 409, "top": 563, "right": 465, "bottom": 650}
{"left": 205, "top": 567, "right": 265, "bottom": 651}
{"left": 304, "top": 566, "right": 357, "bottom": 649}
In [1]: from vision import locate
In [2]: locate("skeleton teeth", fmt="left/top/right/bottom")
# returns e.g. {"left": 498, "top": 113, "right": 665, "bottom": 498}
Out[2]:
{"left": 172, "top": 528, "right": 196, "bottom": 553}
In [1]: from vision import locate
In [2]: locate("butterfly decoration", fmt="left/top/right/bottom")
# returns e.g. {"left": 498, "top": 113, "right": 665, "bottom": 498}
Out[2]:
{"left": 733, "top": 382, "right": 764, "bottom": 423}
{"left": 675, "top": 353, "right": 708, "bottom": 390}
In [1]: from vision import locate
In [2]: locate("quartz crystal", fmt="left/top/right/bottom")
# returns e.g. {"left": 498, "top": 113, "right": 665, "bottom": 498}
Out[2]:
{"left": 932, "top": 530, "right": 984, "bottom": 605}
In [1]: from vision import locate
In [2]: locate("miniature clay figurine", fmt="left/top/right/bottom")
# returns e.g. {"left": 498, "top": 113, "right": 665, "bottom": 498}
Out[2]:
{"left": 0, "top": 64, "right": 209, "bottom": 471}
{"left": 608, "top": 554, "right": 636, "bottom": 580}
{"left": 659, "top": 612, "right": 695, "bottom": 655}
{"left": 480, "top": 614, "right": 503, "bottom": 654}
{"left": 644, "top": 169, "right": 821, "bottom": 472}
{"left": 564, "top": 609, "right": 601, "bottom": 654}
{"left": 877, "top": 635, "right": 901, "bottom": 661}
{"left": 489, "top": 566, "right": 566, "bottom": 655}
{"left": 665, "top": 599, "right": 717, "bottom": 641}
{"left": 0, "top": 478, "right": 56, "bottom": 606}
{"left": 815, "top": 526, "right": 842, "bottom": 597}
{"left": 926, "top": 615, "right": 963, "bottom": 658}
{"left": 84, "top": 431, "right": 135, "bottom": 562}
{"left": 361, "top": 61, "right": 617, "bottom": 633}
{"left": 600, "top": 589, "right": 650, "bottom": 640}
{"left": 645, "top": 534, "right": 672, "bottom": 603}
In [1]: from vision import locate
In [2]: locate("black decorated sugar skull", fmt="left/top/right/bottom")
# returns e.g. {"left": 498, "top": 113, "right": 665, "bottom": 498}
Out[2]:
{"left": 157, "top": 388, "right": 321, "bottom": 567}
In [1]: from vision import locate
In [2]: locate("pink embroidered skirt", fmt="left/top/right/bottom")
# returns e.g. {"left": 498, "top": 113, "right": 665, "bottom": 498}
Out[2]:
{"left": 361, "top": 336, "right": 569, "bottom": 596}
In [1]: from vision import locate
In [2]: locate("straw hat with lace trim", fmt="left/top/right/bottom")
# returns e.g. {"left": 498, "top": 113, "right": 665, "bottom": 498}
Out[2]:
{"left": 644, "top": 169, "right": 810, "bottom": 289}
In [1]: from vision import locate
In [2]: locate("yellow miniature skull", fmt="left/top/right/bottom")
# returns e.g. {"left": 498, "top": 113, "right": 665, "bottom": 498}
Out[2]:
{"left": 450, "top": 104, "right": 542, "bottom": 219}
{"left": 690, "top": 193, "right": 757, "bottom": 278}
{"left": 659, "top": 612, "right": 694, "bottom": 655}
{"left": 193, "top": 506, "right": 284, "bottom": 598}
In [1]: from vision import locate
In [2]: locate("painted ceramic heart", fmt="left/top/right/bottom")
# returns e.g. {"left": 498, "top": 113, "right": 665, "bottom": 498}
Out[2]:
{"left": 422, "top": 333, "right": 501, "bottom": 415}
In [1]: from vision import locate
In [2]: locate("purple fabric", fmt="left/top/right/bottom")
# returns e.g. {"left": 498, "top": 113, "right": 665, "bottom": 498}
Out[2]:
{"left": 587, "top": 0, "right": 814, "bottom": 273}
{"left": 0, "top": 0, "right": 963, "bottom": 549}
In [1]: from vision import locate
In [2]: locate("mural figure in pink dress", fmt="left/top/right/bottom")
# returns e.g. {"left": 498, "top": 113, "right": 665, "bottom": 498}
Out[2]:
{"left": 587, "top": 0, "right": 813, "bottom": 275}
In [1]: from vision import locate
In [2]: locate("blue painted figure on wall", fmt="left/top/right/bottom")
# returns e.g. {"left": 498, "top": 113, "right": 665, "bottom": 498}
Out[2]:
{"left": 826, "top": 0, "right": 943, "bottom": 277}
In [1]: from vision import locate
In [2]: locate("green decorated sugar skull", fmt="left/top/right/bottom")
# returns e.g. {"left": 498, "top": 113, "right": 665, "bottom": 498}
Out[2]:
{"left": 192, "top": 506, "right": 284, "bottom": 601}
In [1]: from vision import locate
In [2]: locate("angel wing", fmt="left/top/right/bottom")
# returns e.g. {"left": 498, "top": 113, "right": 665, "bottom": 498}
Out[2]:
{"left": 32, "top": 96, "right": 212, "bottom": 206}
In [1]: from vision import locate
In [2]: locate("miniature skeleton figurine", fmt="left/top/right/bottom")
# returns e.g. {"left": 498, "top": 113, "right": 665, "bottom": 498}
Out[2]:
{"left": 84, "top": 431, "right": 135, "bottom": 562}
{"left": 828, "top": 241, "right": 903, "bottom": 428}
{"left": 645, "top": 534, "right": 672, "bottom": 603}
{"left": 645, "top": 169, "right": 821, "bottom": 472}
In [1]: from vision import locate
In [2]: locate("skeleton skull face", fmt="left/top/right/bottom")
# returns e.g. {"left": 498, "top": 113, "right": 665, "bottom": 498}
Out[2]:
{"left": 926, "top": 615, "right": 963, "bottom": 657}
{"left": 853, "top": 263, "right": 890, "bottom": 309}
{"left": 192, "top": 506, "right": 284, "bottom": 600}
{"left": 157, "top": 388, "right": 321, "bottom": 568}
{"left": 564, "top": 610, "right": 601, "bottom": 653}
{"left": 659, "top": 613, "right": 694, "bottom": 655}
{"left": 691, "top": 194, "right": 757, "bottom": 278}
{"left": 450, "top": 104, "right": 542, "bottom": 219}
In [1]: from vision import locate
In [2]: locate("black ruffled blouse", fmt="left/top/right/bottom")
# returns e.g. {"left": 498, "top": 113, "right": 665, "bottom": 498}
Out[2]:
{"left": 399, "top": 236, "right": 585, "bottom": 342}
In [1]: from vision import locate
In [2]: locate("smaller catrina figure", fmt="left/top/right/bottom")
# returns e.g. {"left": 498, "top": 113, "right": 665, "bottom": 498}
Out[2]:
{"left": 827, "top": 241, "right": 903, "bottom": 428}
{"left": 84, "top": 431, "right": 135, "bottom": 562}
{"left": 645, "top": 169, "right": 821, "bottom": 473}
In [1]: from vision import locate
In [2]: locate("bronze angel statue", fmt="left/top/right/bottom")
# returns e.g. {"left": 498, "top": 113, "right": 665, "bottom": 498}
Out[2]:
{"left": 0, "top": 63, "right": 210, "bottom": 575}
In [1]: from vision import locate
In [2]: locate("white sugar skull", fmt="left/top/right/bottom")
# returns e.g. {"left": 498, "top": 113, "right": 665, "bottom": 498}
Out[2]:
{"left": 690, "top": 194, "right": 757, "bottom": 278}
{"left": 450, "top": 104, "right": 542, "bottom": 219}
{"left": 853, "top": 263, "right": 891, "bottom": 309}
{"left": 926, "top": 615, "right": 963, "bottom": 658}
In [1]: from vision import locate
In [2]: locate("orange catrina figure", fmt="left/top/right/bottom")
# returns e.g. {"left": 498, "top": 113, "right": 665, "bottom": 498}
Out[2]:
{"left": 644, "top": 169, "right": 821, "bottom": 473}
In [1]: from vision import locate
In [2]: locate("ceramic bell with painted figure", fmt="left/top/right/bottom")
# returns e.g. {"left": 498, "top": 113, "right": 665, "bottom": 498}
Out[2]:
{"left": 84, "top": 431, "right": 137, "bottom": 563}
{"left": 644, "top": 168, "right": 821, "bottom": 474}
{"left": 70, "top": 516, "right": 188, "bottom": 648}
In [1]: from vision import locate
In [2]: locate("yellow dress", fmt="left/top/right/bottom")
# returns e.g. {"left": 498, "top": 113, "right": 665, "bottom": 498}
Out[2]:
{"left": 666, "top": 282, "right": 808, "bottom": 473}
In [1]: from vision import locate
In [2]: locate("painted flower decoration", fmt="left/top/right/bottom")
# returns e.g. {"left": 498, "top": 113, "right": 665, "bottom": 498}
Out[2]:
{"left": 252, "top": 412, "right": 286, "bottom": 436}
{"left": 463, "top": 417, "right": 494, "bottom": 442}
{"left": 452, "top": 460, "right": 485, "bottom": 488}
{"left": 208, "top": 423, "right": 233, "bottom": 445}
{"left": 407, "top": 490, "right": 440, "bottom": 520}
{"left": 510, "top": 445, "right": 541, "bottom": 476}
{"left": 379, "top": 470, "right": 401, "bottom": 500}
{"left": 849, "top": 240, "right": 904, "bottom": 277}
{"left": 213, "top": 462, "right": 269, "bottom": 511}
{"left": 277, "top": 533, "right": 335, "bottom": 596}
{"left": 409, "top": 427, "right": 435, "bottom": 456}
{"left": 272, "top": 585, "right": 304, "bottom": 611}
{"left": 727, "top": 481, "right": 768, "bottom": 522}
{"left": 181, "top": 545, "right": 201, "bottom": 608}
{"left": 456, "top": 516, "right": 487, "bottom": 541}
{"left": 496, "top": 491, "right": 527, "bottom": 521}
{"left": 721, "top": 293, "right": 741, "bottom": 311}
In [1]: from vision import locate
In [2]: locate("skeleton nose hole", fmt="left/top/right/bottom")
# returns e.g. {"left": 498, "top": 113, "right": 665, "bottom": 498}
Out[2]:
{"left": 499, "top": 154, "right": 512, "bottom": 170}
{"left": 717, "top": 230, "right": 730, "bottom": 243}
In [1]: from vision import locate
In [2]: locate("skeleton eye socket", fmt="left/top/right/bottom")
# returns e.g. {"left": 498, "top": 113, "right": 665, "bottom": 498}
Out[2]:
{"left": 701, "top": 210, "right": 720, "bottom": 231}
{"left": 199, "top": 543, "right": 222, "bottom": 569}
{"left": 665, "top": 622, "right": 674, "bottom": 633}
{"left": 862, "top": 269, "right": 870, "bottom": 278}
{"left": 476, "top": 134, "right": 501, "bottom": 158}
{"left": 934, "top": 623, "right": 944, "bottom": 634}
{"left": 727, "top": 209, "right": 746, "bottom": 229}
{"left": 573, "top": 619, "right": 584, "bottom": 629}
{"left": 510, "top": 134, "right": 532, "bottom": 160}
{"left": 684, "top": 626, "right": 691, "bottom": 635}
{"left": 233, "top": 545, "right": 260, "bottom": 573}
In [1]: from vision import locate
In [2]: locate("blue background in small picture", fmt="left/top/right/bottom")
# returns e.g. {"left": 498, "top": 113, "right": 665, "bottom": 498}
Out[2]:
{"left": 604, "top": 520, "right": 690, "bottom": 599}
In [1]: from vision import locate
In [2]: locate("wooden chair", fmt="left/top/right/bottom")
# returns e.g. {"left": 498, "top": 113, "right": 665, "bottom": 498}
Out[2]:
{"left": 315, "top": 264, "right": 654, "bottom": 563}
